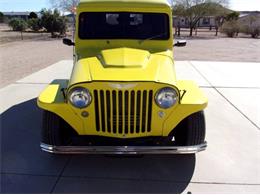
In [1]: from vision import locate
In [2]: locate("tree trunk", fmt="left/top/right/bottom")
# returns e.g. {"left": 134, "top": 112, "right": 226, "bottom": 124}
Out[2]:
{"left": 189, "top": 27, "right": 193, "bottom": 36}
{"left": 215, "top": 27, "right": 218, "bottom": 36}
{"left": 20, "top": 31, "right": 23, "bottom": 40}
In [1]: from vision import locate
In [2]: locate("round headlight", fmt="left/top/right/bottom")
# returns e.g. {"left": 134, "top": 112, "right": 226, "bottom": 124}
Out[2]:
{"left": 69, "top": 87, "right": 92, "bottom": 108}
{"left": 155, "top": 87, "right": 178, "bottom": 109}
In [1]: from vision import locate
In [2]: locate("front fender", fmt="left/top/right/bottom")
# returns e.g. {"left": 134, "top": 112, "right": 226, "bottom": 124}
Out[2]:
{"left": 162, "top": 80, "right": 208, "bottom": 136}
{"left": 37, "top": 79, "right": 84, "bottom": 133}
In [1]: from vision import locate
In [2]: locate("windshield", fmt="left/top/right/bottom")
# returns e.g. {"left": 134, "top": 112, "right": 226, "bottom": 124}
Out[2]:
{"left": 78, "top": 12, "right": 170, "bottom": 40}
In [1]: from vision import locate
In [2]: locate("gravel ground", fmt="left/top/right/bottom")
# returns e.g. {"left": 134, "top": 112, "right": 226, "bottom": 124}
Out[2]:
{"left": 0, "top": 38, "right": 73, "bottom": 88}
{"left": 0, "top": 36, "right": 259, "bottom": 88}
{"left": 0, "top": 23, "right": 51, "bottom": 44}
{"left": 175, "top": 37, "right": 260, "bottom": 62}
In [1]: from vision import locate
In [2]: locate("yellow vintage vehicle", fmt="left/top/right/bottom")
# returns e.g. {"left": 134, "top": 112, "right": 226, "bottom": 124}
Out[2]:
{"left": 37, "top": 0, "right": 208, "bottom": 154}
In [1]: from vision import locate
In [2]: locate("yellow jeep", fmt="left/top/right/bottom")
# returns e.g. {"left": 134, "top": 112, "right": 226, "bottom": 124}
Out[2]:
{"left": 38, "top": 0, "right": 208, "bottom": 154}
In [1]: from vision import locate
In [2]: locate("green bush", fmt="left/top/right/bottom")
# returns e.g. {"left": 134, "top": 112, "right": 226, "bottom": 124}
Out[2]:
{"left": 53, "top": 17, "right": 68, "bottom": 35}
{"left": 221, "top": 20, "right": 240, "bottom": 37}
{"left": 40, "top": 9, "right": 68, "bottom": 37}
{"left": 8, "top": 18, "right": 28, "bottom": 31}
{"left": 28, "top": 18, "right": 42, "bottom": 31}
{"left": 226, "top": 11, "right": 240, "bottom": 21}
{"left": 240, "top": 16, "right": 260, "bottom": 38}
{"left": 242, "top": 25, "right": 260, "bottom": 38}
{"left": 29, "top": 12, "right": 38, "bottom": 19}
{"left": 0, "top": 12, "right": 4, "bottom": 23}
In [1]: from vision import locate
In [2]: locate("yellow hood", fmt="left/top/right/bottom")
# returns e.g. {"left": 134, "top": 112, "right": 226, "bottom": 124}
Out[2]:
{"left": 69, "top": 48, "right": 176, "bottom": 87}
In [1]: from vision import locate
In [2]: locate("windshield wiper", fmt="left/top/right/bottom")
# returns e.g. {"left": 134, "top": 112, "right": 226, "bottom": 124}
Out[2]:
{"left": 139, "top": 32, "right": 167, "bottom": 44}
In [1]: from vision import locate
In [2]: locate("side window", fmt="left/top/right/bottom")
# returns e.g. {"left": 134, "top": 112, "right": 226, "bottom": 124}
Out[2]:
{"left": 130, "top": 14, "right": 143, "bottom": 25}
{"left": 106, "top": 14, "right": 119, "bottom": 25}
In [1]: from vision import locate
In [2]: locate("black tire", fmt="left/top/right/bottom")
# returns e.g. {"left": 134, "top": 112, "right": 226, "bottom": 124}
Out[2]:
{"left": 171, "top": 111, "right": 206, "bottom": 146}
{"left": 42, "top": 110, "right": 69, "bottom": 146}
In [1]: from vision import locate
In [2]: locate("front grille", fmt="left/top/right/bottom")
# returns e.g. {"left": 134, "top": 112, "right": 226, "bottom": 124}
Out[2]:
{"left": 94, "top": 90, "right": 153, "bottom": 135}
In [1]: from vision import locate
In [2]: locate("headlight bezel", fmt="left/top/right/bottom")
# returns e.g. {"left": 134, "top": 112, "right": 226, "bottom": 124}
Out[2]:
{"left": 68, "top": 87, "right": 92, "bottom": 109}
{"left": 155, "top": 87, "right": 179, "bottom": 109}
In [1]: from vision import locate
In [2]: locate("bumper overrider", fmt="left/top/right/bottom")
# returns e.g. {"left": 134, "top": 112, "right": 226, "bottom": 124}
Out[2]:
{"left": 40, "top": 142, "right": 207, "bottom": 154}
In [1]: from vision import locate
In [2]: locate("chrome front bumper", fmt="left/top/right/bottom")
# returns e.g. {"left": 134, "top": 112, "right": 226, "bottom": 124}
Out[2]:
{"left": 40, "top": 142, "right": 207, "bottom": 154}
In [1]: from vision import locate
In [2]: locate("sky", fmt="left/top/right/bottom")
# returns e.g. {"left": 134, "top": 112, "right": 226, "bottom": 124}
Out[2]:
{"left": 0, "top": 0, "right": 260, "bottom": 12}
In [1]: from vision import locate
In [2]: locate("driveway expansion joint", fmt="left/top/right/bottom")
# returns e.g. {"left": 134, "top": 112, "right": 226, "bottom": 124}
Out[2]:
{"left": 189, "top": 62, "right": 260, "bottom": 131}
{"left": 0, "top": 172, "right": 59, "bottom": 177}
{"left": 50, "top": 156, "right": 72, "bottom": 193}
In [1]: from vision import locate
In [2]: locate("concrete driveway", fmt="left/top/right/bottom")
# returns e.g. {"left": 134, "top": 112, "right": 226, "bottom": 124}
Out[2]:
{"left": 0, "top": 60, "right": 260, "bottom": 193}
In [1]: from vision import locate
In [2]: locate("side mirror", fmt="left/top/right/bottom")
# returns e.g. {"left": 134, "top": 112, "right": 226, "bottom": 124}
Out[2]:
{"left": 174, "top": 40, "right": 187, "bottom": 47}
{"left": 63, "top": 38, "right": 75, "bottom": 46}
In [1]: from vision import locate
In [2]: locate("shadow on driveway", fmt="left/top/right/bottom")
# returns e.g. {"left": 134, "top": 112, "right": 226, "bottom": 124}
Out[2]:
{"left": 1, "top": 98, "right": 196, "bottom": 193}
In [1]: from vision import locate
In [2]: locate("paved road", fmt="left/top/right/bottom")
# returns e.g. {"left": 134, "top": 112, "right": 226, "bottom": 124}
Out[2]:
{"left": 0, "top": 60, "right": 259, "bottom": 193}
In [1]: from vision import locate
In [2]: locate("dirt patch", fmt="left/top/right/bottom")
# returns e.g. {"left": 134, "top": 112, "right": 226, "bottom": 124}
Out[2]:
{"left": 174, "top": 37, "right": 260, "bottom": 62}
{"left": 0, "top": 23, "right": 52, "bottom": 44}
{"left": 0, "top": 38, "right": 73, "bottom": 88}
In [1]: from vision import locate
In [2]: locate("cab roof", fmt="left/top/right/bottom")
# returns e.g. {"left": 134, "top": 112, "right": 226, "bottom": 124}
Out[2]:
{"left": 79, "top": 0, "right": 171, "bottom": 7}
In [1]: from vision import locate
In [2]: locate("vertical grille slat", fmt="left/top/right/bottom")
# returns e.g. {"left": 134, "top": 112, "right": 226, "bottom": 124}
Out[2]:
{"left": 147, "top": 90, "right": 153, "bottom": 132}
{"left": 141, "top": 91, "right": 147, "bottom": 133}
{"left": 130, "top": 91, "right": 135, "bottom": 134}
{"left": 112, "top": 90, "right": 117, "bottom": 134}
{"left": 100, "top": 90, "right": 106, "bottom": 132}
{"left": 94, "top": 90, "right": 100, "bottom": 132}
{"left": 106, "top": 90, "right": 111, "bottom": 133}
{"left": 118, "top": 91, "right": 123, "bottom": 134}
{"left": 125, "top": 91, "right": 129, "bottom": 134}
{"left": 94, "top": 88, "right": 153, "bottom": 136}
{"left": 136, "top": 91, "right": 141, "bottom": 133}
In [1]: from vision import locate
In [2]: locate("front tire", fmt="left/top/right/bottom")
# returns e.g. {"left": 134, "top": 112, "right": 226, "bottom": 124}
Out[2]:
{"left": 172, "top": 111, "right": 206, "bottom": 146}
{"left": 41, "top": 111, "right": 73, "bottom": 146}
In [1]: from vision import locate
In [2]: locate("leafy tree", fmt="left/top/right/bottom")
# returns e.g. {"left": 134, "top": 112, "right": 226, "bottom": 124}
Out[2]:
{"left": 49, "top": 0, "right": 79, "bottom": 13}
{"left": 8, "top": 18, "right": 27, "bottom": 31}
{"left": 0, "top": 12, "right": 4, "bottom": 23}
{"left": 173, "top": 0, "right": 229, "bottom": 36}
{"left": 226, "top": 11, "right": 239, "bottom": 21}
{"left": 213, "top": 5, "right": 232, "bottom": 36}
{"left": 52, "top": 16, "right": 67, "bottom": 35}
{"left": 28, "top": 18, "right": 42, "bottom": 31}
{"left": 8, "top": 18, "right": 28, "bottom": 40}
{"left": 40, "top": 9, "right": 68, "bottom": 37}
{"left": 29, "top": 12, "right": 38, "bottom": 19}
{"left": 221, "top": 11, "right": 240, "bottom": 37}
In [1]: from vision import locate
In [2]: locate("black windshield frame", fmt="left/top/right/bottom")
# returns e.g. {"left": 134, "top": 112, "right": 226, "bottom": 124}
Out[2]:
{"left": 78, "top": 12, "right": 170, "bottom": 40}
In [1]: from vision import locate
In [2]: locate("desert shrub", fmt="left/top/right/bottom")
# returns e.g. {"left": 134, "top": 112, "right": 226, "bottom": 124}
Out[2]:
{"left": 29, "top": 12, "right": 38, "bottom": 19}
{"left": 240, "top": 16, "right": 260, "bottom": 38}
{"left": 40, "top": 9, "right": 68, "bottom": 37}
{"left": 8, "top": 18, "right": 27, "bottom": 31}
{"left": 28, "top": 18, "right": 42, "bottom": 31}
{"left": 53, "top": 17, "right": 68, "bottom": 35}
{"left": 221, "top": 20, "right": 240, "bottom": 37}
{"left": 242, "top": 25, "right": 260, "bottom": 38}
{"left": 0, "top": 12, "right": 4, "bottom": 23}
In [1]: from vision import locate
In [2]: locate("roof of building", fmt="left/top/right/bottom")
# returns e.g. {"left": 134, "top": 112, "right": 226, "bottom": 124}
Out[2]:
{"left": 3, "top": 12, "right": 31, "bottom": 16}
{"left": 239, "top": 11, "right": 260, "bottom": 18}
